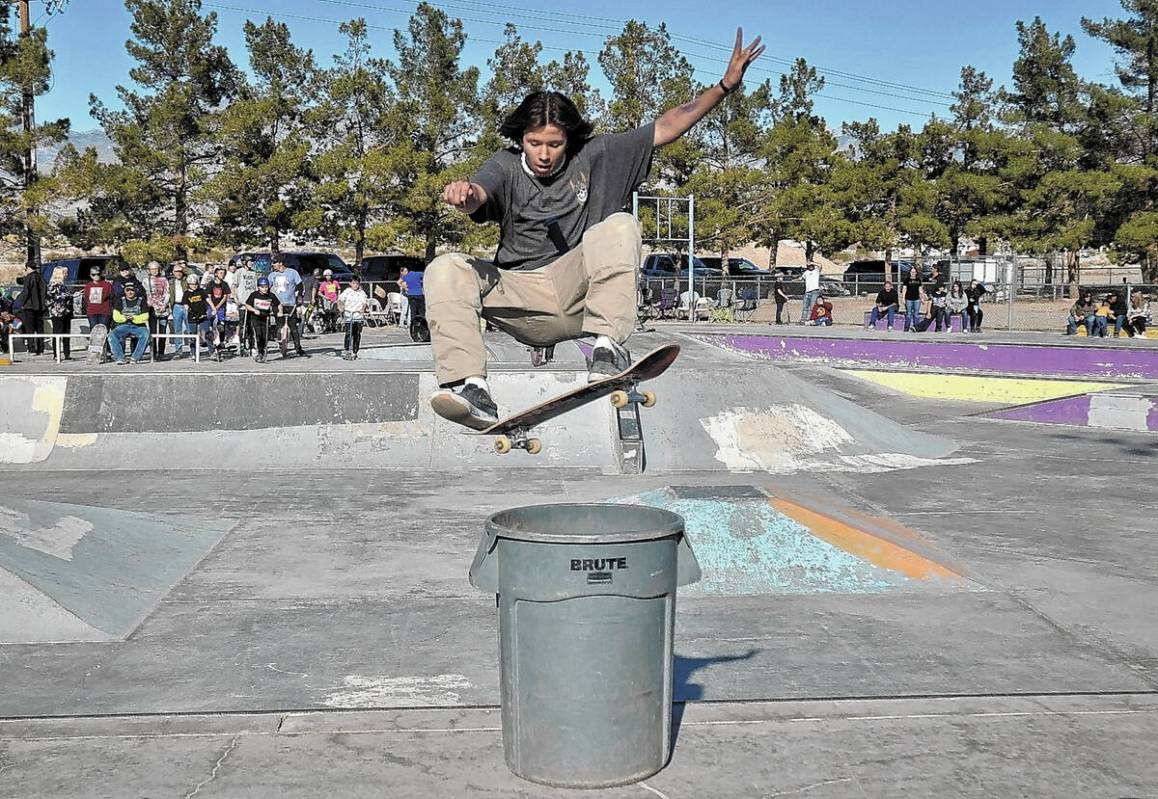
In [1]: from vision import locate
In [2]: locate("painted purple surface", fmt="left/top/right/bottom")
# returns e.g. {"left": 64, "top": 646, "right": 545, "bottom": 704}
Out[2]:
{"left": 1147, "top": 400, "right": 1158, "bottom": 432}
{"left": 698, "top": 334, "right": 1158, "bottom": 379}
{"left": 988, "top": 395, "right": 1092, "bottom": 426}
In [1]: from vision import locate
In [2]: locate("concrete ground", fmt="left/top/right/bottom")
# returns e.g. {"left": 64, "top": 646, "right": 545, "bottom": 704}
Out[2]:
{"left": 1, "top": 325, "right": 1156, "bottom": 798}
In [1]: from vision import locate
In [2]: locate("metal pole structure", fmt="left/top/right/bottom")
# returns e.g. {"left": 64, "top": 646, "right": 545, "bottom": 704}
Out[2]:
{"left": 18, "top": 0, "right": 39, "bottom": 271}
{"left": 688, "top": 195, "right": 695, "bottom": 324}
{"left": 1006, "top": 261, "right": 1014, "bottom": 331}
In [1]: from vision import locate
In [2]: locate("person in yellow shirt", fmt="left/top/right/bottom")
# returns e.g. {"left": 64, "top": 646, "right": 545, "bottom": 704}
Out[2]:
{"left": 1091, "top": 295, "right": 1114, "bottom": 338}
{"left": 109, "top": 282, "right": 152, "bottom": 364}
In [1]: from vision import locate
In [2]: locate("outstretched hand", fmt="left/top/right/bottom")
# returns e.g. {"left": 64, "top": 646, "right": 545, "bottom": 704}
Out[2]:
{"left": 443, "top": 180, "right": 483, "bottom": 213}
{"left": 722, "top": 28, "right": 765, "bottom": 90}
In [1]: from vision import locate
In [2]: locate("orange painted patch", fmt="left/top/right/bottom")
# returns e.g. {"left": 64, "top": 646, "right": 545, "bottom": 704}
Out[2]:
{"left": 769, "top": 498, "right": 960, "bottom": 581}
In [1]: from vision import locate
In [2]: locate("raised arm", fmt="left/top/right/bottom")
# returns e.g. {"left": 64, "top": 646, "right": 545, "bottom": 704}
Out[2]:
{"left": 654, "top": 28, "right": 764, "bottom": 147}
{"left": 442, "top": 181, "right": 490, "bottom": 216}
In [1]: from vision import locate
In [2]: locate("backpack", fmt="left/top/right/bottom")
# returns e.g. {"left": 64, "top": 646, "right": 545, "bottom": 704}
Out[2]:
{"left": 409, "top": 315, "right": 430, "bottom": 342}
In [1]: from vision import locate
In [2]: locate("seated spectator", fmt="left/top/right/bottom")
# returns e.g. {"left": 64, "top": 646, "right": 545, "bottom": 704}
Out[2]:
{"left": 866, "top": 281, "right": 899, "bottom": 330}
{"left": 1109, "top": 290, "right": 1130, "bottom": 337}
{"left": 0, "top": 292, "right": 17, "bottom": 354}
{"left": 1091, "top": 295, "right": 1114, "bottom": 337}
{"left": 911, "top": 301, "right": 938, "bottom": 332}
{"left": 806, "top": 295, "right": 834, "bottom": 326}
{"left": 966, "top": 279, "right": 988, "bottom": 332}
{"left": 109, "top": 282, "right": 152, "bottom": 364}
{"left": 1125, "top": 292, "right": 1151, "bottom": 338}
{"left": 930, "top": 284, "right": 950, "bottom": 332}
{"left": 946, "top": 281, "right": 968, "bottom": 333}
{"left": 1066, "top": 291, "right": 1097, "bottom": 336}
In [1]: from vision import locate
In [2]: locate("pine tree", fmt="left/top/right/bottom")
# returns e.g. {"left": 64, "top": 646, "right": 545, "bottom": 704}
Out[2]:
{"left": 1005, "top": 17, "right": 1085, "bottom": 131}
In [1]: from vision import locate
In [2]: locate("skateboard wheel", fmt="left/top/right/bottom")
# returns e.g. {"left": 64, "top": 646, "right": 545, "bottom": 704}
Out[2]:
{"left": 494, "top": 436, "right": 512, "bottom": 455}
{"left": 641, "top": 390, "right": 657, "bottom": 408}
{"left": 610, "top": 390, "right": 629, "bottom": 409}
{"left": 526, "top": 438, "right": 542, "bottom": 455}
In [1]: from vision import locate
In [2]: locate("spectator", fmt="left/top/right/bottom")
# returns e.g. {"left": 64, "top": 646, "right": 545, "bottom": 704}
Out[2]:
{"left": 931, "top": 283, "right": 950, "bottom": 332}
{"left": 82, "top": 266, "right": 114, "bottom": 360}
{"left": 112, "top": 263, "right": 143, "bottom": 300}
{"left": 17, "top": 262, "right": 48, "bottom": 355}
{"left": 302, "top": 267, "right": 321, "bottom": 311}
{"left": 339, "top": 276, "right": 369, "bottom": 359}
{"left": 1065, "top": 291, "right": 1097, "bottom": 336}
{"left": 1091, "top": 295, "right": 1114, "bottom": 338}
{"left": 143, "top": 261, "right": 171, "bottom": 360}
{"left": 946, "top": 281, "right": 968, "bottom": 333}
{"left": 242, "top": 276, "right": 280, "bottom": 364}
{"left": 224, "top": 261, "right": 239, "bottom": 295}
{"left": 1125, "top": 292, "right": 1150, "bottom": 338}
{"left": 199, "top": 262, "right": 215, "bottom": 288}
{"left": 0, "top": 291, "right": 16, "bottom": 355}
{"left": 46, "top": 266, "right": 75, "bottom": 360}
{"left": 772, "top": 278, "right": 788, "bottom": 325}
{"left": 912, "top": 299, "right": 938, "bottom": 332}
{"left": 269, "top": 254, "right": 308, "bottom": 357}
{"left": 927, "top": 264, "right": 946, "bottom": 294}
{"left": 178, "top": 274, "right": 212, "bottom": 357}
{"left": 205, "top": 266, "right": 232, "bottom": 361}
{"left": 805, "top": 294, "right": 833, "bottom": 326}
{"left": 965, "top": 279, "right": 988, "bottom": 333}
{"left": 109, "top": 282, "right": 151, "bottom": 365}
{"left": 866, "top": 280, "right": 899, "bottom": 330}
{"left": 1109, "top": 290, "right": 1130, "bottom": 337}
{"left": 233, "top": 257, "right": 258, "bottom": 355}
{"left": 901, "top": 266, "right": 923, "bottom": 331}
{"left": 168, "top": 262, "right": 189, "bottom": 358}
{"left": 799, "top": 262, "right": 821, "bottom": 323}
{"left": 319, "top": 269, "right": 341, "bottom": 332}
{"left": 398, "top": 266, "right": 425, "bottom": 325}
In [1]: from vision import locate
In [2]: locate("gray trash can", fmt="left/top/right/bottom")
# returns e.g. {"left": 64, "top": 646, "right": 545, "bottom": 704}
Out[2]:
{"left": 470, "top": 503, "right": 700, "bottom": 788}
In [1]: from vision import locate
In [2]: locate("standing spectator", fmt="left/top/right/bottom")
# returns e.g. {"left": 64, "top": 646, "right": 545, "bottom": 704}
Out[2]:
{"left": 901, "top": 266, "right": 923, "bottom": 332}
{"left": 1065, "top": 291, "right": 1097, "bottom": 336}
{"left": 319, "top": 269, "right": 341, "bottom": 332}
{"left": 199, "top": 262, "right": 215, "bottom": 288}
{"left": 112, "top": 263, "right": 143, "bottom": 300}
{"left": 799, "top": 262, "right": 820, "bottom": 323}
{"left": 772, "top": 278, "right": 788, "bottom": 325}
{"left": 866, "top": 280, "right": 899, "bottom": 330}
{"left": 46, "top": 266, "right": 75, "bottom": 360}
{"left": 927, "top": 264, "right": 946, "bottom": 294}
{"left": 965, "top": 279, "right": 988, "bottom": 333}
{"left": 946, "top": 281, "right": 969, "bottom": 333}
{"left": 205, "top": 266, "right": 232, "bottom": 361}
{"left": 1125, "top": 292, "right": 1150, "bottom": 338}
{"left": 302, "top": 267, "right": 321, "bottom": 312}
{"left": 82, "top": 266, "right": 115, "bottom": 354}
{"left": 144, "top": 261, "right": 171, "bottom": 360}
{"left": 178, "top": 274, "right": 212, "bottom": 357}
{"left": 233, "top": 257, "right": 258, "bottom": 355}
{"left": 269, "top": 254, "right": 308, "bottom": 357}
{"left": 242, "top": 276, "right": 280, "bottom": 363}
{"left": 338, "top": 275, "right": 369, "bottom": 359}
{"left": 224, "top": 261, "right": 239, "bottom": 295}
{"left": 931, "top": 283, "right": 950, "bottom": 332}
{"left": 805, "top": 294, "right": 834, "bottom": 326}
{"left": 169, "top": 262, "right": 189, "bottom": 358}
{"left": 17, "top": 263, "right": 48, "bottom": 355}
{"left": 109, "top": 282, "right": 151, "bottom": 365}
{"left": 398, "top": 266, "right": 425, "bottom": 325}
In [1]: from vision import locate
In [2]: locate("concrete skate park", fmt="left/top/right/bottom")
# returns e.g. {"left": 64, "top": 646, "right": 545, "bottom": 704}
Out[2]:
{"left": 1, "top": 324, "right": 1156, "bottom": 797}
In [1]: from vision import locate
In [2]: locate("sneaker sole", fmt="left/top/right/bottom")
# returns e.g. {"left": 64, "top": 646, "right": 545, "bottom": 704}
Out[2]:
{"left": 430, "top": 392, "right": 498, "bottom": 431}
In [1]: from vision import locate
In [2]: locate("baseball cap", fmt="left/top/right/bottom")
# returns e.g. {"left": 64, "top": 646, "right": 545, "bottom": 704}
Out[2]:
{"left": 257, "top": 277, "right": 270, "bottom": 286}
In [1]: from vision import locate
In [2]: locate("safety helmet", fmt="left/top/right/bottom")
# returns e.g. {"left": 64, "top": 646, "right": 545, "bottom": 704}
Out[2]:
{"left": 323, "top": 269, "right": 333, "bottom": 277}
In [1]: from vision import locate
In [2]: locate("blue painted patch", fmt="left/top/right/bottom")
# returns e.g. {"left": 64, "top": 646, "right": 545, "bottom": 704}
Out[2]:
{"left": 615, "top": 490, "right": 907, "bottom": 596}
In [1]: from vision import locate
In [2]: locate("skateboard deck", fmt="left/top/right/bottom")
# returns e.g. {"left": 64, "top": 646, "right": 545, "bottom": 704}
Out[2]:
{"left": 86, "top": 324, "right": 108, "bottom": 365}
{"left": 458, "top": 343, "right": 679, "bottom": 454}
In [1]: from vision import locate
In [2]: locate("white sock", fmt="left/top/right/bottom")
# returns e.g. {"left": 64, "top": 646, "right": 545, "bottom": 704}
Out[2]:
{"left": 465, "top": 376, "right": 489, "bottom": 392}
{"left": 594, "top": 335, "right": 615, "bottom": 351}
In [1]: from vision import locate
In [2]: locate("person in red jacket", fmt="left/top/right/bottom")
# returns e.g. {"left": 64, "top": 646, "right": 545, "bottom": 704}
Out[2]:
{"left": 82, "top": 266, "right": 115, "bottom": 337}
{"left": 806, "top": 295, "right": 834, "bottom": 326}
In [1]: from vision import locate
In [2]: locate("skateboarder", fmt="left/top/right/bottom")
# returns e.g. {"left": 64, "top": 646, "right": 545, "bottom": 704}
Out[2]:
{"left": 427, "top": 28, "right": 764, "bottom": 429}
{"left": 242, "top": 276, "right": 280, "bottom": 363}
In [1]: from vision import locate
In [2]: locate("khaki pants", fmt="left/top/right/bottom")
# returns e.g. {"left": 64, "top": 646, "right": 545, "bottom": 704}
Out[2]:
{"left": 425, "top": 212, "right": 641, "bottom": 385}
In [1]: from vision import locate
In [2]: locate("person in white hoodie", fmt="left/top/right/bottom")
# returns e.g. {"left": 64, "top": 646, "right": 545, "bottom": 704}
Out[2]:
{"left": 338, "top": 276, "right": 369, "bottom": 359}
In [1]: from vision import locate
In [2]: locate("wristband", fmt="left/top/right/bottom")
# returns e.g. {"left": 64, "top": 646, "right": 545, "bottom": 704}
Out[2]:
{"left": 718, "top": 79, "right": 736, "bottom": 95}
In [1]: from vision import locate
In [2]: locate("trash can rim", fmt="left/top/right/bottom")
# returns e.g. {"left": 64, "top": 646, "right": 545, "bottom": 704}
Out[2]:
{"left": 484, "top": 503, "right": 684, "bottom": 544}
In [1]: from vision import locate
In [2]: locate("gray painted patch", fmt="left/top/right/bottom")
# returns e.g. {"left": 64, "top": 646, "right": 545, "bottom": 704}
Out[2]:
{"left": 59, "top": 373, "right": 420, "bottom": 433}
{"left": 0, "top": 498, "right": 232, "bottom": 642}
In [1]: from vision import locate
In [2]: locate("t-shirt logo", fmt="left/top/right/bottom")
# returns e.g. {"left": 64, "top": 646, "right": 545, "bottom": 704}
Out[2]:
{"left": 254, "top": 298, "right": 271, "bottom": 312}
{"left": 88, "top": 286, "right": 104, "bottom": 303}
{"left": 571, "top": 174, "right": 589, "bottom": 205}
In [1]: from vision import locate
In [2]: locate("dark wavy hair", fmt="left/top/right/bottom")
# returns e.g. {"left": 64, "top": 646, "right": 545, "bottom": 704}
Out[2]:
{"left": 499, "top": 92, "right": 593, "bottom": 153}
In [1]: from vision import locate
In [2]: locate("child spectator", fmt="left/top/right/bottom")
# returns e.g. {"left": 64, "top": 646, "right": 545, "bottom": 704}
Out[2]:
{"left": 1066, "top": 291, "right": 1097, "bottom": 336}
{"left": 866, "top": 280, "right": 899, "bottom": 330}
{"left": 338, "top": 276, "right": 369, "bottom": 359}
{"left": 319, "top": 270, "right": 341, "bottom": 332}
{"left": 178, "top": 274, "right": 212, "bottom": 357}
{"left": 946, "top": 281, "right": 968, "bottom": 333}
{"left": 242, "top": 276, "right": 281, "bottom": 364}
{"left": 109, "top": 282, "right": 151, "bottom": 364}
{"left": 205, "top": 266, "right": 232, "bottom": 361}
{"left": 806, "top": 294, "right": 834, "bottom": 326}
{"left": 46, "top": 266, "right": 75, "bottom": 360}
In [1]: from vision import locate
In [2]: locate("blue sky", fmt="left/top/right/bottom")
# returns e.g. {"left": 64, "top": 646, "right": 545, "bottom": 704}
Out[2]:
{"left": 36, "top": 0, "right": 1126, "bottom": 132}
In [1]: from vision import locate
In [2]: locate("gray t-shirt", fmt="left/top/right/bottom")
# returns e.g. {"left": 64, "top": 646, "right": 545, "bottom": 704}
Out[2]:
{"left": 470, "top": 122, "right": 655, "bottom": 270}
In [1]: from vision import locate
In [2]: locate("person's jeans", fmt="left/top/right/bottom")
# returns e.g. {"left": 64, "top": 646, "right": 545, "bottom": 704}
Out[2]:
{"left": 955, "top": 310, "right": 969, "bottom": 332}
{"left": 170, "top": 304, "right": 188, "bottom": 354}
{"left": 344, "top": 320, "right": 363, "bottom": 354}
{"left": 1113, "top": 315, "right": 1126, "bottom": 336}
{"left": 190, "top": 318, "right": 212, "bottom": 354}
{"left": 109, "top": 323, "right": 151, "bottom": 362}
{"left": 934, "top": 307, "right": 950, "bottom": 331}
{"left": 51, "top": 316, "right": 73, "bottom": 359}
{"left": 775, "top": 301, "right": 786, "bottom": 324}
{"left": 1066, "top": 314, "right": 1094, "bottom": 335}
{"left": 867, "top": 305, "right": 896, "bottom": 328}
{"left": 813, "top": 317, "right": 832, "bottom": 327}
{"left": 904, "top": 299, "right": 922, "bottom": 330}
{"left": 968, "top": 304, "right": 984, "bottom": 331}
{"left": 1091, "top": 316, "right": 1109, "bottom": 337}
{"left": 801, "top": 290, "right": 820, "bottom": 321}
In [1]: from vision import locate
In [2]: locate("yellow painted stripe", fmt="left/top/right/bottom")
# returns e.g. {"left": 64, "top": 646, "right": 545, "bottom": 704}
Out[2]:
{"left": 770, "top": 498, "right": 960, "bottom": 581}
{"left": 845, "top": 370, "right": 1118, "bottom": 404}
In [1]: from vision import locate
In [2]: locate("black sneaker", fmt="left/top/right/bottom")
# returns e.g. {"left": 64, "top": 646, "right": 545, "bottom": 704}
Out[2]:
{"left": 587, "top": 338, "right": 630, "bottom": 382}
{"left": 430, "top": 383, "right": 499, "bottom": 430}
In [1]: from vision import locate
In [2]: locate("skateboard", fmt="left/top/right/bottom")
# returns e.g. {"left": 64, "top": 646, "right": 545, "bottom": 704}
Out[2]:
{"left": 86, "top": 324, "right": 108, "bottom": 365}
{"left": 470, "top": 343, "right": 679, "bottom": 455}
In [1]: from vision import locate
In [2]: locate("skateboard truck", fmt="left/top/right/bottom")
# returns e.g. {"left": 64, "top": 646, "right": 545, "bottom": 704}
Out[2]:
{"left": 493, "top": 428, "right": 543, "bottom": 455}
{"left": 609, "top": 386, "right": 657, "bottom": 410}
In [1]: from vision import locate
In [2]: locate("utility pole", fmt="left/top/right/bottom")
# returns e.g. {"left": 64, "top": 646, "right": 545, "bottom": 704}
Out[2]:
{"left": 18, "top": 0, "right": 39, "bottom": 270}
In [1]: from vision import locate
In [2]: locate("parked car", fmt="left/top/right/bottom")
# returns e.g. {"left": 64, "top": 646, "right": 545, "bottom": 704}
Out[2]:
{"left": 700, "top": 256, "right": 772, "bottom": 277}
{"left": 641, "top": 252, "right": 714, "bottom": 278}
{"left": 41, "top": 255, "right": 127, "bottom": 288}
{"left": 358, "top": 254, "right": 426, "bottom": 283}
{"left": 229, "top": 250, "right": 354, "bottom": 280}
{"left": 819, "top": 276, "right": 851, "bottom": 296}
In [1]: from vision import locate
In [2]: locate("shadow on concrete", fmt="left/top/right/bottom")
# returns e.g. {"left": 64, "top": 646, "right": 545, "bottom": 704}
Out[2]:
{"left": 671, "top": 649, "right": 759, "bottom": 754}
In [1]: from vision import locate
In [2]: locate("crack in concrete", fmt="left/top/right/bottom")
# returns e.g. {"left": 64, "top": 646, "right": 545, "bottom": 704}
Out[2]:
{"left": 183, "top": 734, "right": 239, "bottom": 799}
{"left": 764, "top": 776, "right": 854, "bottom": 797}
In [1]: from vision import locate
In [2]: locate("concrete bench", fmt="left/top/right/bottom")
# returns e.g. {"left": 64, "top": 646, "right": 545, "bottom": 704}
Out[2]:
{"left": 863, "top": 310, "right": 966, "bottom": 332}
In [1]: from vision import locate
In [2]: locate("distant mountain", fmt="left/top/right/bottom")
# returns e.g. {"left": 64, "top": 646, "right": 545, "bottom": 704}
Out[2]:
{"left": 37, "top": 129, "right": 116, "bottom": 168}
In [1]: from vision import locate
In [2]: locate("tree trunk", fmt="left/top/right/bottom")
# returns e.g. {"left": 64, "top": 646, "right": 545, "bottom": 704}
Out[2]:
{"left": 768, "top": 239, "right": 778, "bottom": 267}
{"left": 425, "top": 236, "right": 437, "bottom": 262}
{"left": 269, "top": 231, "right": 279, "bottom": 255}
{"left": 805, "top": 240, "right": 816, "bottom": 262}
{"left": 1066, "top": 250, "right": 1080, "bottom": 287}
